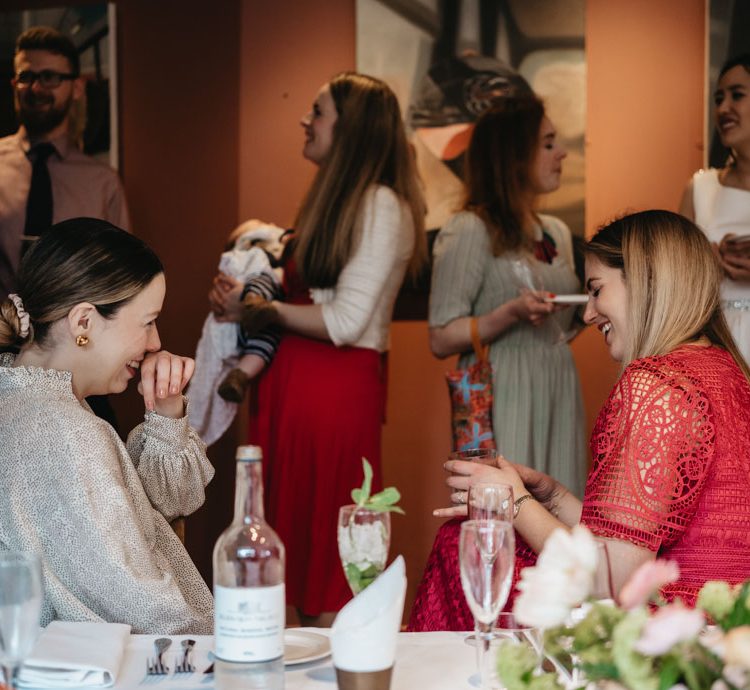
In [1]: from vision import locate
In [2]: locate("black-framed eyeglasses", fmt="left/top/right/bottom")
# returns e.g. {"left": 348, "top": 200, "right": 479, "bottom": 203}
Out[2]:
{"left": 14, "top": 70, "right": 78, "bottom": 89}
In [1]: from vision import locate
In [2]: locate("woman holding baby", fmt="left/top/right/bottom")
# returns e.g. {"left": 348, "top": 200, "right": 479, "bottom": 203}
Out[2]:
{"left": 209, "top": 72, "right": 425, "bottom": 626}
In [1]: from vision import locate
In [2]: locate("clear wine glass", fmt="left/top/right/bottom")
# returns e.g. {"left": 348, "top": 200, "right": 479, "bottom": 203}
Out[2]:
{"left": 508, "top": 256, "right": 568, "bottom": 344}
{"left": 468, "top": 483, "right": 514, "bottom": 522}
{"left": 337, "top": 505, "right": 391, "bottom": 595}
{"left": 0, "top": 552, "right": 43, "bottom": 688}
{"left": 459, "top": 520, "right": 515, "bottom": 689}
{"left": 448, "top": 448, "right": 498, "bottom": 466}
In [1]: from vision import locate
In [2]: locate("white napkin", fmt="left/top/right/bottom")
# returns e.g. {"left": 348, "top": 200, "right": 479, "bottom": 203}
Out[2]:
{"left": 331, "top": 555, "right": 406, "bottom": 672}
{"left": 18, "top": 621, "right": 131, "bottom": 688}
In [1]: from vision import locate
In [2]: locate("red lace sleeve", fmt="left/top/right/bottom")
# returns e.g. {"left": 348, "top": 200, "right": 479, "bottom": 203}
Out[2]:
{"left": 582, "top": 357, "right": 716, "bottom": 551}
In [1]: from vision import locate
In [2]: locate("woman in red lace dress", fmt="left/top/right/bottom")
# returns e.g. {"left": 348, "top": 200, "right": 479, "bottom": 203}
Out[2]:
{"left": 412, "top": 209, "right": 750, "bottom": 630}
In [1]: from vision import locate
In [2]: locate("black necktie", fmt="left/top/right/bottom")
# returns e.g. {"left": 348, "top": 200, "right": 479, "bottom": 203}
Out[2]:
{"left": 24, "top": 142, "right": 56, "bottom": 240}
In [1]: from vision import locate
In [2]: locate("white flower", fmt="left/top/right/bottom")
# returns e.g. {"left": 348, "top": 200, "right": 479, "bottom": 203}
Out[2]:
{"left": 514, "top": 566, "right": 576, "bottom": 627}
{"left": 337, "top": 522, "right": 387, "bottom": 570}
{"left": 723, "top": 666, "right": 749, "bottom": 689}
{"left": 723, "top": 626, "right": 750, "bottom": 670}
{"left": 514, "top": 525, "right": 599, "bottom": 627}
{"left": 633, "top": 602, "right": 705, "bottom": 656}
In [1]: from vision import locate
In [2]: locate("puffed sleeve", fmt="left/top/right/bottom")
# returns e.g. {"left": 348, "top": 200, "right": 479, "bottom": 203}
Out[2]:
{"left": 429, "top": 211, "right": 490, "bottom": 327}
{"left": 581, "top": 359, "right": 715, "bottom": 551}
{"left": 320, "top": 186, "right": 413, "bottom": 345}
{"left": 126, "top": 400, "right": 215, "bottom": 521}
{"left": 34, "top": 416, "right": 213, "bottom": 633}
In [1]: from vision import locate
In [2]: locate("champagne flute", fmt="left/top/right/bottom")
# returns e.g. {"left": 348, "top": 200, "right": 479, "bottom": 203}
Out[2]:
{"left": 0, "top": 552, "right": 43, "bottom": 688}
{"left": 460, "top": 520, "right": 515, "bottom": 689}
{"left": 468, "top": 483, "right": 513, "bottom": 522}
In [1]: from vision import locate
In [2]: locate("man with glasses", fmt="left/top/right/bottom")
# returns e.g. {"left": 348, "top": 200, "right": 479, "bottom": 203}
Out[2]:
{"left": 0, "top": 26, "right": 129, "bottom": 428}
{"left": 0, "top": 26, "right": 130, "bottom": 302}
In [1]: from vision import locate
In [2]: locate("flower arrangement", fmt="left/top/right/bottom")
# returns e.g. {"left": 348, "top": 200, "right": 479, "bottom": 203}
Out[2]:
{"left": 496, "top": 525, "right": 750, "bottom": 690}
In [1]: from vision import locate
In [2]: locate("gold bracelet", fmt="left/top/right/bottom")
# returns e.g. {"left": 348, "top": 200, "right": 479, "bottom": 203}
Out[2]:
{"left": 513, "top": 494, "right": 534, "bottom": 519}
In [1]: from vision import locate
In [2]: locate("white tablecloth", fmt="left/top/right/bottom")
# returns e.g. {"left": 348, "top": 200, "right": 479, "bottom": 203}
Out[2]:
{"left": 106, "top": 630, "right": 476, "bottom": 689}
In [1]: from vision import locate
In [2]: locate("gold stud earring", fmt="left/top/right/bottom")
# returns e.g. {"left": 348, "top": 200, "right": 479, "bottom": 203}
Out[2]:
{"left": 76, "top": 335, "right": 89, "bottom": 347}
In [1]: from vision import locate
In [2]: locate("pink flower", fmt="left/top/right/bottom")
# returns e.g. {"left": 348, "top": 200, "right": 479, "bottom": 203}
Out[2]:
{"left": 633, "top": 602, "right": 705, "bottom": 656}
{"left": 619, "top": 559, "right": 680, "bottom": 609}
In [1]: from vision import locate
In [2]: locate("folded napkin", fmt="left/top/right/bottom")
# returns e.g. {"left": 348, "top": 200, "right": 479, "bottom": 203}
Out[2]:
{"left": 18, "top": 621, "right": 131, "bottom": 688}
{"left": 331, "top": 555, "right": 406, "bottom": 672}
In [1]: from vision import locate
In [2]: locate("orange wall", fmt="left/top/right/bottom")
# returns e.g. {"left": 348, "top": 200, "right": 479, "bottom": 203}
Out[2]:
{"left": 11, "top": 0, "right": 706, "bottom": 619}
{"left": 383, "top": 0, "right": 706, "bottom": 618}
{"left": 233, "top": 0, "right": 707, "bottom": 619}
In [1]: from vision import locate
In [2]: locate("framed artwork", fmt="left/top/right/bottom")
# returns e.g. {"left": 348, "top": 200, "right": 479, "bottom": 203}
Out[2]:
{"left": 707, "top": 0, "right": 750, "bottom": 168}
{"left": 0, "top": 3, "right": 118, "bottom": 168}
{"left": 358, "top": 0, "right": 586, "bottom": 318}
{"left": 357, "top": 0, "right": 586, "bottom": 237}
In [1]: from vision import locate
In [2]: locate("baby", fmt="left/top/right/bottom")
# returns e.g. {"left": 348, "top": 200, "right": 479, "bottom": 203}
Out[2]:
{"left": 188, "top": 220, "right": 287, "bottom": 446}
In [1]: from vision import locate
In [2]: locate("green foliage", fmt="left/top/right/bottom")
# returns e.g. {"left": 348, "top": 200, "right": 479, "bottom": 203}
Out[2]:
{"left": 351, "top": 458, "right": 404, "bottom": 514}
{"left": 345, "top": 562, "right": 381, "bottom": 594}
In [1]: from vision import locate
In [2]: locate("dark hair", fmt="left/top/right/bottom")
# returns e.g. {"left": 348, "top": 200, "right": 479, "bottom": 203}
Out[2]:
{"left": 719, "top": 53, "right": 750, "bottom": 79}
{"left": 585, "top": 210, "right": 749, "bottom": 380}
{"left": 16, "top": 26, "right": 80, "bottom": 76}
{"left": 0, "top": 218, "right": 163, "bottom": 347}
{"left": 463, "top": 95, "right": 545, "bottom": 256}
{"left": 294, "top": 72, "right": 425, "bottom": 288}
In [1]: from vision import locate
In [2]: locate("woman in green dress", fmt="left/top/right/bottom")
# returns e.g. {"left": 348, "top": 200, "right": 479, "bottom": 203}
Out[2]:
{"left": 430, "top": 94, "right": 585, "bottom": 493}
{"left": 410, "top": 94, "right": 585, "bottom": 630}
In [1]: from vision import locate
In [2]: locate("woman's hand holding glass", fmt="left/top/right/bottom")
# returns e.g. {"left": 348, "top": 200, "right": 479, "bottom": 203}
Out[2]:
{"left": 137, "top": 350, "right": 195, "bottom": 417}
{"left": 434, "top": 457, "right": 527, "bottom": 519}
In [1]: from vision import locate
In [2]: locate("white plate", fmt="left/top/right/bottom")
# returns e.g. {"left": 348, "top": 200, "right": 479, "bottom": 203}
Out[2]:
{"left": 544, "top": 294, "right": 589, "bottom": 305}
{"left": 284, "top": 630, "right": 331, "bottom": 666}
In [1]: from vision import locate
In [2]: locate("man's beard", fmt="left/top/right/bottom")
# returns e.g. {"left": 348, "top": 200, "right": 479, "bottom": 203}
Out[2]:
{"left": 15, "top": 90, "right": 71, "bottom": 137}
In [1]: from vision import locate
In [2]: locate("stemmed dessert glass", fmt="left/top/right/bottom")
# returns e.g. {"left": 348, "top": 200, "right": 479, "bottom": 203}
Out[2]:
{"left": 0, "top": 552, "right": 43, "bottom": 689}
{"left": 337, "top": 505, "right": 391, "bottom": 595}
{"left": 459, "top": 520, "right": 515, "bottom": 689}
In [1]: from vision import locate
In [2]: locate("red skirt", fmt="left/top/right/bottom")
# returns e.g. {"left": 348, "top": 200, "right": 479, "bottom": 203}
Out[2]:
{"left": 248, "top": 333, "right": 386, "bottom": 616}
{"left": 407, "top": 519, "right": 537, "bottom": 631}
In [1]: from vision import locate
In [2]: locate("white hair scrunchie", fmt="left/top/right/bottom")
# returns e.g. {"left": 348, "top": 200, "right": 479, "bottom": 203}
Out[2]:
{"left": 8, "top": 293, "right": 30, "bottom": 339}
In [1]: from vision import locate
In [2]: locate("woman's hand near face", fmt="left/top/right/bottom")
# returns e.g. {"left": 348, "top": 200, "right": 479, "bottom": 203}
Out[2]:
{"left": 208, "top": 272, "right": 244, "bottom": 322}
{"left": 137, "top": 351, "right": 195, "bottom": 418}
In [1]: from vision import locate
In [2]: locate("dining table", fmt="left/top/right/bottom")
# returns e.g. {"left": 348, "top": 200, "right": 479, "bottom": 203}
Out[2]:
{"left": 78, "top": 629, "right": 479, "bottom": 690}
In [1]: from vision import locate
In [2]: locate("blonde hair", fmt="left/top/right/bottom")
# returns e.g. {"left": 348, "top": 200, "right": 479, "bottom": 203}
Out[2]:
{"left": 294, "top": 72, "right": 425, "bottom": 288}
{"left": 586, "top": 210, "right": 750, "bottom": 381}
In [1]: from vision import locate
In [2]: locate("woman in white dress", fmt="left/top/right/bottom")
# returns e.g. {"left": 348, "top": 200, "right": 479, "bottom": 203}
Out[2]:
{"left": 680, "top": 53, "right": 750, "bottom": 362}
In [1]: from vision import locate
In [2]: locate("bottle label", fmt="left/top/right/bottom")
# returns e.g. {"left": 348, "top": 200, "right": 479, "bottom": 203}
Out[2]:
{"left": 214, "top": 584, "right": 285, "bottom": 662}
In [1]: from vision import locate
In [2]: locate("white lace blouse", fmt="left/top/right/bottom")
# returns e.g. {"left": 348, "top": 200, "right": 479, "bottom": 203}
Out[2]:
{"left": 0, "top": 353, "right": 214, "bottom": 634}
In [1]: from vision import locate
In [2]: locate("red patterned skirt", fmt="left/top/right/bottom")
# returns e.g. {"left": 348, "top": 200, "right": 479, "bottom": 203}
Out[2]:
{"left": 248, "top": 333, "right": 386, "bottom": 616}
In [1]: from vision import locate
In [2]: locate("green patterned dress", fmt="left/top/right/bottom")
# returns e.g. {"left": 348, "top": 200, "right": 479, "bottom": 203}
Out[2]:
{"left": 429, "top": 211, "right": 586, "bottom": 496}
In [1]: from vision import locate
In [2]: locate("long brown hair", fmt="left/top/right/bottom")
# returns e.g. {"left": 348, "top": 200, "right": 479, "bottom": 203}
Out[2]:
{"left": 463, "top": 95, "right": 545, "bottom": 256}
{"left": 294, "top": 72, "right": 425, "bottom": 288}
{"left": 585, "top": 210, "right": 750, "bottom": 381}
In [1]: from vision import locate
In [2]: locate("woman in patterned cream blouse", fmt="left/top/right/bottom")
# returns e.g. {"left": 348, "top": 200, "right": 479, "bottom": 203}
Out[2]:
{"left": 0, "top": 218, "right": 214, "bottom": 634}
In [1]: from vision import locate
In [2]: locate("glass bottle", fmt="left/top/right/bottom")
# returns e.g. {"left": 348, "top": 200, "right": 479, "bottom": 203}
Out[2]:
{"left": 213, "top": 445, "right": 285, "bottom": 689}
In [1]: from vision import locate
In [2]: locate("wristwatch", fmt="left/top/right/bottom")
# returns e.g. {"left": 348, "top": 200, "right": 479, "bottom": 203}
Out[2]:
{"left": 513, "top": 494, "right": 534, "bottom": 519}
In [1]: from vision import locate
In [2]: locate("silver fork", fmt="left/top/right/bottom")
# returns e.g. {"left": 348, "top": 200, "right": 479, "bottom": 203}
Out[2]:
{"left": 174, "top": 639, "right": 196, "bottom": 674}
{"left": 146, "top": 637, "right": 172, "bottom": 676}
